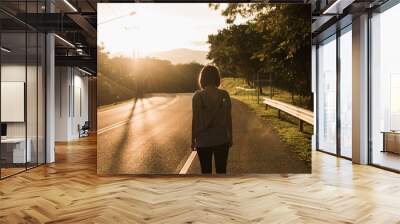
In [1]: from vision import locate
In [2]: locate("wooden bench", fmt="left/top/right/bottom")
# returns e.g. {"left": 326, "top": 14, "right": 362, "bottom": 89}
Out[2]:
{"left": 235, "top": 86, "right": 256, "bottom": 92}
{"left": 263, "top": 97, "right": 313, "bottom": 132}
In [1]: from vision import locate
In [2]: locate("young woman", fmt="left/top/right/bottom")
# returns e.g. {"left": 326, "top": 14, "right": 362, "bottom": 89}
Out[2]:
{"left": 191, "top": 65, "right": 233, "bottom": 174}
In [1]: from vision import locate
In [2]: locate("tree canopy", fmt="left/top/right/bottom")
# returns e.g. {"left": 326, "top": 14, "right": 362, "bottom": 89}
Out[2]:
{"left": 207, "top": 4, "right": 311, "bottom": 106}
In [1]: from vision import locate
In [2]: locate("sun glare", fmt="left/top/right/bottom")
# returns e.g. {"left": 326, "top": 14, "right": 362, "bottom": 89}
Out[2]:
{"left": 98, "top": 3, "right": 229, "bottom": 58}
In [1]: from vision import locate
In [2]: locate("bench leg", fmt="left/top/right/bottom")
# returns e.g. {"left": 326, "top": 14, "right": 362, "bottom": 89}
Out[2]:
{"left": 299, "top": 120, "right": 304, "bottom": 132}
{"left": 278, "top": 110, "right": 281, "bottom": 119}
{"left": 265, "top": 104, "right": 268, "bottom": 110}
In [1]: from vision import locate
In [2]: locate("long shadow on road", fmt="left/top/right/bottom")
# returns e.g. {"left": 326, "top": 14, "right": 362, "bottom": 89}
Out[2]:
{"left": 109, "top": 98, "right": 139, "bottom": 174}
{"left": 98, "top": 94, "right": 309, "bottom": 175}
{"left": 97, "top": 94, "right": 193, "bottom": 175}
{"left": 105, "top": 96, "right": 172, "bottom": 173}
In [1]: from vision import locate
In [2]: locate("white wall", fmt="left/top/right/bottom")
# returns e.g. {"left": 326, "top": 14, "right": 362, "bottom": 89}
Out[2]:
{"left": 72, "top": 72, "right": 89, "bottom": 138}
{"left": 1, "top": 82, "right": 25, "bottom": 122}
{"left": 55, "top": 67, "right": 89, "bottom": 141}
{"left": 1, "top": 65, "right": 31, "bottom": 138}
{"left": 55, "top": 67, "right": 70, "bottom": 141}
{"left": 1, "top": 65, "right": 26, "bottom": 144}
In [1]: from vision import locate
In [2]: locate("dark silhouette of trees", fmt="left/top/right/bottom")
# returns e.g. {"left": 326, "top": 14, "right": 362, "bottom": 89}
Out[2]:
{"left": 98, "top": 47, "right": 203, "bottom": 106}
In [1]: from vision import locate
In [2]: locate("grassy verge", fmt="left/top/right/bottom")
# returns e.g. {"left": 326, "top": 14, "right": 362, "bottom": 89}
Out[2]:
{"left": 221, "top": 78, "right": 312, "bottom": 164}
{"left": 221, "top": 77, "right": 311, "bottom": 109}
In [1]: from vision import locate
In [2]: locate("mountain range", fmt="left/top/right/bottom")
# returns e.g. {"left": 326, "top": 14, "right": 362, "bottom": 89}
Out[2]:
{"left": 145, "top": 48, "right": 210, "bottom": 65}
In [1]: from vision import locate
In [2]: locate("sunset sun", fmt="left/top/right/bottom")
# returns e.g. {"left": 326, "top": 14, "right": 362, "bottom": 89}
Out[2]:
{"left": 98, "top": 3, "right": 228, "bottom": 58}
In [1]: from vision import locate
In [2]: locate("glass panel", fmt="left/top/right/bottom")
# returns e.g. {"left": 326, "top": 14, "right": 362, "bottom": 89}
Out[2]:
{"left": 312, "top": 45, "right": 317, "bottom": 151}
{"left": 38, "top": 32, "right": 45, "bottom": 165}
{"left": 0, "top": 1, "right": 46, "bottom": 178}
{"left": 371, "top": 4, "right": 400, "bottom": 171}
{"left": 27, "top": 31, "right": 38, "bottom": 169}
{"left": 339, "top": 28, "right": 352, "bottom": 158}
{"left": 26, "top": 0, "right": 39, "bottom": 169}
{"left": 1, "top": 31, "right": 27, "bottom": 177}
{"left": 317, "top": 35, "right": 337, "bottom": 154}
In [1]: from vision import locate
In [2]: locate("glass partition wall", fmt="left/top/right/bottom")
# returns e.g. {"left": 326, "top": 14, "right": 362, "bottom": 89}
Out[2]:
{"left": 0, "top": 3, "right": 46, "bottom": 179}
{"left": 315, "top": 1, "right": 400, "bottom": 171}
{"left": 0, "top": 31, "right": 27, "bottom": 177}
{"left": 370, "top": 3, "right": 400, "bottom": 171}
{"left": 339, "top": 26, "right": 352, "bottom": 159}
{"left": 316, "top": 25, "right": 353, "bottom": 159}
{"left": 317, "top": 35, "right": 337, "bottom": 155}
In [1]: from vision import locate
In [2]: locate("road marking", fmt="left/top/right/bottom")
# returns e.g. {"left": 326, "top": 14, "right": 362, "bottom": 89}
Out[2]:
{"left": 179, "top": 151, "right": 197, "bottom": 174}
{"left": 97, "top": 97, "right": 179, "bottom": 135}
{"left": 98, "top": 99, "right": 135, "bottom": 113}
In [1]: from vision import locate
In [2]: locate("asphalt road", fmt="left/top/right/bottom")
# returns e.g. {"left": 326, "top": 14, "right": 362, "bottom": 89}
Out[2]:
{"left": 97, "top": 93, "right": 309, "bottom": 175}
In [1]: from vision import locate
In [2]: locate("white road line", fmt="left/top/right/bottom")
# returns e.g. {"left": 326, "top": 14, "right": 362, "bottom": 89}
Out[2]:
{"left": 179, "top": 151, "right": 197, "bottom": 174}
{"left": 97, "top": 97, "right": 179, "bottom": 135}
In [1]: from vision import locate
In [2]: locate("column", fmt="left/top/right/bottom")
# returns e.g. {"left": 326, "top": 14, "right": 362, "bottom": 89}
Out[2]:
{"left": 46, "top": 0, "right": 55, "bottom": 163}
{"left": 352, "top": 14, "right": 369, "bottom": 164}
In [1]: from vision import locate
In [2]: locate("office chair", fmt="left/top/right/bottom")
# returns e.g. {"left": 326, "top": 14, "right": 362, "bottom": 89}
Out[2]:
{"left": 79, "top": 121, "right": 90, "bottom": 138}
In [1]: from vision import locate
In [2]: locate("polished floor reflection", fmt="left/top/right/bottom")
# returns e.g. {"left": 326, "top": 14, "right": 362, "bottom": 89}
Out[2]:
{"left": 373, "top": 150, "right": 400, "bottom": 171}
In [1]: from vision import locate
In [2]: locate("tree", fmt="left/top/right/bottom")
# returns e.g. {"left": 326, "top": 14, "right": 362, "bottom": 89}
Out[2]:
{"left": 208, "top": 24, "right": 263, "bottom": 88}
{"left": 98, "top": 47, "right": 204, "bottom": 106}
{"left": 208, "top": 3, "right": 312, "bottom": 108}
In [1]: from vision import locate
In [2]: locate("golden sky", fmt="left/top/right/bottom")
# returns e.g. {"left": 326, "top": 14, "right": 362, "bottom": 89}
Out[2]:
{"left": 98, "top": 3, "right": 230, "bottom": 57}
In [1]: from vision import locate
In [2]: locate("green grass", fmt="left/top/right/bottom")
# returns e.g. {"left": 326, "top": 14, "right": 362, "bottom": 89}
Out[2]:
{"left": 221, "top": 78, "right": 312, "bottom": 164}
{"left": 221, "top": 77, "right": 312, "bottom": 110}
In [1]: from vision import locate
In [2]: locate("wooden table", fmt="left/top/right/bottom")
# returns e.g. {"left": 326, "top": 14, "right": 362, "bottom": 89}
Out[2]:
{"left": 381, "top": 131, "right": 400, "bottom": 154}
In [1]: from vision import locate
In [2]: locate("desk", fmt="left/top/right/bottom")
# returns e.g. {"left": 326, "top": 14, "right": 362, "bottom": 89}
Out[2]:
{"left": 382, "top": 131, "right": 400, "bottom": 154}
{"left": 1, "top": 138, "right": 31, "bottom": 163}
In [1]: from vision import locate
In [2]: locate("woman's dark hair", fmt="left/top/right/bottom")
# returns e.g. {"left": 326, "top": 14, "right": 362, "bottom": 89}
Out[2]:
{"left": 198, "top": 65, "right": 220, "bottom": 89}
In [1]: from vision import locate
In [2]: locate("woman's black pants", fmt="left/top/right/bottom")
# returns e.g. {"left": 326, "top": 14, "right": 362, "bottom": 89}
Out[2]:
{"left": 197, "top": 144, "right": 229, "bottom": 174}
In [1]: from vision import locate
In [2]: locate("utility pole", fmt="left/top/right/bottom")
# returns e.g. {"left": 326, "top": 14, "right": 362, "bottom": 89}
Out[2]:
{"left": 257, "top": 72, "right": 260, "bottom": 104}
{"left": 269, "top": 73, "right": 272, "bottom": 99}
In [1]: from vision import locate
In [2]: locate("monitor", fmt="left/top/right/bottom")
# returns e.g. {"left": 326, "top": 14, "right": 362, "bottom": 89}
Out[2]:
{"left": 1, "top": 123, "right": 7, "bottom": 137}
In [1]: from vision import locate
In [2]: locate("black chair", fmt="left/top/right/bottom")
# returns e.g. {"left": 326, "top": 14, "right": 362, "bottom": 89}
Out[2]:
{"left": 79, "top": 121, "right": 90, "bottom": 138}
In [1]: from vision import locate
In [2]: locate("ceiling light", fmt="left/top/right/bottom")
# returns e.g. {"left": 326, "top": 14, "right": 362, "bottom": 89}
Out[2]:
{"left": 54, "top": 34, "right": 75, "bottom": 48}
{"left": 63, "top": 0, "right": 78, "bottom": 12}
{"left": 323, "top": 0, "right": 355, "bottom": 15}
{"left": 1, "top": 47, "right": 11, "bottom": 53}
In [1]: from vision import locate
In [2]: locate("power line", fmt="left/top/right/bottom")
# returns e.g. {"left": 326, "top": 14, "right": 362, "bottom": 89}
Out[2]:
{"left": 98, "top": 11, "right": 136, "bottom": 25}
